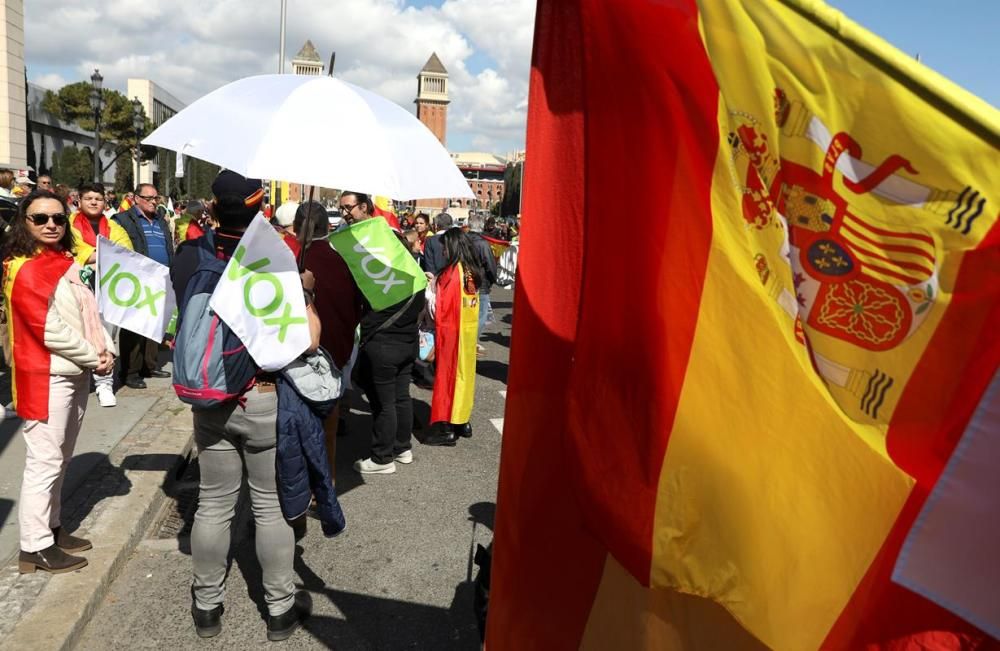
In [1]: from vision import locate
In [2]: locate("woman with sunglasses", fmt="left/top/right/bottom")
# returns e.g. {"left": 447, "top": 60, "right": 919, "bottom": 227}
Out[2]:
{"left": 2, "top": 189, "right": 115, "bottom": 574}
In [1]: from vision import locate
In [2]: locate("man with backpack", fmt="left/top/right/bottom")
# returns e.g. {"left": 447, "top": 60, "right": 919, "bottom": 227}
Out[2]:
{"left": 170, "top": 171, "right": 317, "bottom": 642}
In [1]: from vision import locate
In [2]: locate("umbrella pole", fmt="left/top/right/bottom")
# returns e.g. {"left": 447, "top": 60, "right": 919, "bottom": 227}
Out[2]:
{"left": 297, "top": 184, "right": 316, "bottom": 271}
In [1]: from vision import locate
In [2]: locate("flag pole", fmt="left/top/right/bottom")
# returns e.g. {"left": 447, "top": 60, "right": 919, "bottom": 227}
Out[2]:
{"left": 278, "top": 0, "right": 287, "bottom": 74}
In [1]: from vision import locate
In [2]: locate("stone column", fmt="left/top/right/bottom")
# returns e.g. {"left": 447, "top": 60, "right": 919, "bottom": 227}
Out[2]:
{"left": 0, "top": 0, "right": 27, "bottom": 169}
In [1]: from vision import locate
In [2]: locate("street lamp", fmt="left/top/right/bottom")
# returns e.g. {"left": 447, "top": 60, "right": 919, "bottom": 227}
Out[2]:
{"left": 89, "top": 69, "right": 104, "bottom": 182}
{"left": 131, "top": 98, "right": 145, "bottom": 184}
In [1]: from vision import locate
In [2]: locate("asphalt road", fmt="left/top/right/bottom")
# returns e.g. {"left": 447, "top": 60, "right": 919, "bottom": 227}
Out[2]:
{"left": 76, "top": 287, "right": 512, "bottom": 651}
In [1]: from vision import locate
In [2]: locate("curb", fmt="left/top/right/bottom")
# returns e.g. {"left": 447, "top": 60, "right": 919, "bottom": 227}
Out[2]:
{"left": 1, "top": 389, "right": 192, "bottom": 651}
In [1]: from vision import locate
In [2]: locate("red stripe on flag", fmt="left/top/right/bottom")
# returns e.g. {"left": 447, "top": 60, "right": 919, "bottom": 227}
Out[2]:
{"left": 488, "top": 0, "right": 720, "bottom": 646}
{"left": 844, "top": 243, "right": 935, "bottom": 277}
{"left": 845, "top": 212, "right": 936, "bottom": 247}
{"left": 841, "top": 222, "right": 936, "bottom": 261}
{"left": 486, "top": 1, "right": 602, "bottom": 647}
{"left": 824, "top": 217, "right": 1000, "bottom": 648}
{"left": 430, "top": 264, "right": 460, "bottom": 424}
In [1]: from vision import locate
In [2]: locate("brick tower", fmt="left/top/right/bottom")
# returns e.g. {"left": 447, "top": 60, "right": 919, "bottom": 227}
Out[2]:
{"left": 415, "top": 53, "right": 449, "bottom": 146}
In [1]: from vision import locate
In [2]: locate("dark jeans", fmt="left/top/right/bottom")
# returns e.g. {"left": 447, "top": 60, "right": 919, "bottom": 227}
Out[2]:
{"left": 358, "top": 337, "right": 416, "bottom": 464}
{"left": 120, "top": 329, "right": 159, "bottom": 380}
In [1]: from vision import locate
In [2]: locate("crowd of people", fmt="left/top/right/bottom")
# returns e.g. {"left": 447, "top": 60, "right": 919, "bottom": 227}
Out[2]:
{"left": 0, "top": 167, "right": 512, "bottom": 641}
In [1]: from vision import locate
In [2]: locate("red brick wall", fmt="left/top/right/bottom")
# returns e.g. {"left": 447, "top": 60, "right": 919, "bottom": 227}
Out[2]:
{"left": 417, "top": 102, "right": 447, "bottom": 146}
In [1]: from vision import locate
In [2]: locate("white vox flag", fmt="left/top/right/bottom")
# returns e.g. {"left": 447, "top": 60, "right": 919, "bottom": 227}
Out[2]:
{"left": 210, "top": 214, "right": 310, "bottom": 371}
{"left": 96, "top": 237, "right": 176, "bottom": 343}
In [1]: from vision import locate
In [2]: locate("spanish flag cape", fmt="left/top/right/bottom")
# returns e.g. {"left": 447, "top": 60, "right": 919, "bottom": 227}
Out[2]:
{"left": 489, "top": 1, "right": 1000, "bottom": 649}
{"left": 2, "top": 249, "right": 74, "bottom": 420}
{"left": 71, "top": 211, "right": 111, "bottom": 246}
{"left": 430, "top": 262, "right": 479, "bottom": 425}
{"left": 481, "top": 234, "right": 510, "bottom": 262}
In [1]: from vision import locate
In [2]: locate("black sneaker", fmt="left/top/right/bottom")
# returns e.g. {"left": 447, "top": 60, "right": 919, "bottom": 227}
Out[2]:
{"left": 267, "top": 591, "right": 312, "bottom": 641}
{"left": 192, "top": 604, "right": 224, "bottom": 638}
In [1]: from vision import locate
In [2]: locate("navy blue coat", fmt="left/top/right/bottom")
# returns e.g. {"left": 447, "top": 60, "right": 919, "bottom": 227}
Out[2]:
{"left": 275, "top": 350, "right": 345, "bottom": 537}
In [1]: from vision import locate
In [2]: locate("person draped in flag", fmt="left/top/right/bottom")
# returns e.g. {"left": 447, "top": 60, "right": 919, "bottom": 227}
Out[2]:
{"left": 423, "top": 228, "right": 483, "bottom": 446}
{"left": 71, "top": 182, "right": 134, "bottom": 265}
{"left": 2, "top": 189, "right": 115, "bottom": 575}
{"left": 70, "top": 182, "right": 132, "bottom": 408}
{"left": 172, "top": 200, "right": 208, "bottom": 244}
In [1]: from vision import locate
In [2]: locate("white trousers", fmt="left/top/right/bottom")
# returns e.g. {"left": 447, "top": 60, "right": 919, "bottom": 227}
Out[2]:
{"left": 19, "top": 373, "right": 88, "bottom": 552}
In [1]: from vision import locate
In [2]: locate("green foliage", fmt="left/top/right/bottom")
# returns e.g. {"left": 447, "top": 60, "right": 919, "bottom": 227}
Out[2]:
{"left": 490, "top": 201, "right": 501, "bottom": 217}
{"left": 50, "top": 146, "right": 94, "bottom": 187}
{"left": 41, "top": 83, "right": 151, "bottom": 145}
{"left": 501, "top": 162, "right": 523, "bottom": 217}
{"left": 114, "top": 156, "right": 134, "bottom": 193}
{"left": 184, "top": 158, "right": 221, "bottom": 199}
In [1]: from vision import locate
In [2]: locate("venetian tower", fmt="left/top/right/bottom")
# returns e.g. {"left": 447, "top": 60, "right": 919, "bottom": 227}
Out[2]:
{"left": 415, "top": 53, "right": 449, "bottom": 146}
{"left": 292, "top": 40, "right": 323, "bottom": 76}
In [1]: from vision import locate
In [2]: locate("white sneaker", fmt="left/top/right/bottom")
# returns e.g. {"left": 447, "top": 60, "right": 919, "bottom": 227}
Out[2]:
{"left": 96, "top": 385, "right": 117, "bottom": 408}
{"left": 353, "top": 458, "right": 396, "bottom": 475}
{"left": 394, "top": 450, "right": 413, "bottom": 464}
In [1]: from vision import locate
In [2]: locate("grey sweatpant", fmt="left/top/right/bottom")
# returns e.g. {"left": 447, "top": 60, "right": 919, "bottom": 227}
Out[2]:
{"left": 190, "top": 388, "right": 294, "bottom": 616}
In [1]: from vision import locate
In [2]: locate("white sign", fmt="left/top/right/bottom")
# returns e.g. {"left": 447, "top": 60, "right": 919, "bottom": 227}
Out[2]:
{"left": 96, "top": 237, "right": 176, "bottom": 343}
{"left": 210, "top": 214, "right": 310, "bottom": 371}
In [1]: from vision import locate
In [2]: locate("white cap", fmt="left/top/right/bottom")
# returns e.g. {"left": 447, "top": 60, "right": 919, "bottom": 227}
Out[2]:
{"left": 274, "top": 201, "right": 299, "bottom": 227}
{"left": 15, "top": 176, "right": 34, "bottom": 185}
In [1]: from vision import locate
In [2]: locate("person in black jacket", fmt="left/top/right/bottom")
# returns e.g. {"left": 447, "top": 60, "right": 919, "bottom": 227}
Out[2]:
{"left": 466, "top": 214, "right": 498, "bottom": 347}
{"left": 421, "top": 211, "right": 454, "bottom": 274}
{"left": 339, "top": 191, "right": 427, "bottom": 475}
{"left": 112, "top": 183, "right": 174, "bottom": 388}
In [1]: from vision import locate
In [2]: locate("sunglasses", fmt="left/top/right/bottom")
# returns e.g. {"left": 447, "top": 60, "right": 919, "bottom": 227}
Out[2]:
{"left": 27, "top": 213, "right": 68, "bottom": 227}
{"left": 137, "top": 195, "right": 159, "bottom": 201}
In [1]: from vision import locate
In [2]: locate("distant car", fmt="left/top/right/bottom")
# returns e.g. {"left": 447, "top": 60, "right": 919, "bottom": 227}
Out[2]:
{"left": 327, "top": 209, "right": 344, "bottom": 228}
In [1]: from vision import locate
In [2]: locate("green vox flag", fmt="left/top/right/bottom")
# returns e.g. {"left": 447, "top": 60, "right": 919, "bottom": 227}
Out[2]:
{"left": 329, "top": 218, "right": 427, "bottom": 311}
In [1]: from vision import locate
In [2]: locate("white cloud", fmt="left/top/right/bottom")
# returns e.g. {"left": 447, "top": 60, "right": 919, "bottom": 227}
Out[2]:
{"left": 32, "top": 73, "right": 67, "bottom": 90}
{"left": 23, "top": 0, "right": 536, "bottom": 153}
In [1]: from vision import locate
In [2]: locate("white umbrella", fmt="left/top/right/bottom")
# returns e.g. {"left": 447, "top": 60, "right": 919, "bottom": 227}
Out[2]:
{"left": 142, "top": 74, "right": 472, "bottom": 201}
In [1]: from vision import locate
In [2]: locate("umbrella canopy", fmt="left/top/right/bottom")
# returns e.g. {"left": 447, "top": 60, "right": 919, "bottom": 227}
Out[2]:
{"left": 142, "top": 74, "right": 473, "bottom": 201}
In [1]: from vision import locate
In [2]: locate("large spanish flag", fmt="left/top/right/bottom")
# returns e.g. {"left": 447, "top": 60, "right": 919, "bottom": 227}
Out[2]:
{"left": 489, "top": 1, "right": 1000, "bottom": 649}
{"left": 431, "top": 262, "right": 479, "bottom": 426}
{"left": 2, "top": 250, "right": 74, "bottom": 421}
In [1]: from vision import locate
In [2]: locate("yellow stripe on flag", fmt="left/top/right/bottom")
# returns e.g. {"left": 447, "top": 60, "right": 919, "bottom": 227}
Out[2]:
{"left": 649, "top": 101, "right": 914, "bottom": 650}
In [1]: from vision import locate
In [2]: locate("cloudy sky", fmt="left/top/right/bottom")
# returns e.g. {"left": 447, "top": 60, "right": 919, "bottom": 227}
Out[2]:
{"left": 23, "top": 0, "right": 997, "bottom": 160}
{"left": 24, "top": 0, "right": 536, "bottom": 155}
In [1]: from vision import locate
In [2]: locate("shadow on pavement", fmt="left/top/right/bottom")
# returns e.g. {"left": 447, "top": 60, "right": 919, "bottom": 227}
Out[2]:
{"left": 481, "top": 332, "right": 510, "bottom": 348}
{"left": 294, "top": 547, "right": 481, "bottom": 650}
{"left": 0, "top": 413, "right": 21, "bottom": 460}
{"left": 476, "top": 360, "right": 508, "bottom": 384}
{"left": 468, "top": 502, "right": 495, "bottom": 533}
{"left": 61, "top": 453, "right": 132, "bottom": 533}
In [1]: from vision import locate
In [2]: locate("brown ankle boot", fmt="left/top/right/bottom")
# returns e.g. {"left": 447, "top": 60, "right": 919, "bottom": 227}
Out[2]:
{"left": 53, "top": 527, "right": 92, "bottom": 553}
{"left": 18, "top": 544, "right": 88, "bottom": 574}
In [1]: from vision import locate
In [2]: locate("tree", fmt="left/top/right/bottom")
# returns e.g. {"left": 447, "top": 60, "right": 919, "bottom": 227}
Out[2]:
{"left": 42, "top": 82, "right": 152, "bottom": 180}
{"left": 114, "top": 155, "right": 134, "bottom": 193}
{"left": 501, "top": 162, "right": 523, "bottom": 217}
{"left": 185, "top": 158, "right": 221, "bottom": 199}
{"left": 51, "top": 146, "right": 94, "bottom": 187}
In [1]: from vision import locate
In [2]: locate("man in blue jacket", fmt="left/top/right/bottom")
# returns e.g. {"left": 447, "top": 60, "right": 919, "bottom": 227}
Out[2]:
{"left": 113, "top": 183, "right": 174, "bottom": 388}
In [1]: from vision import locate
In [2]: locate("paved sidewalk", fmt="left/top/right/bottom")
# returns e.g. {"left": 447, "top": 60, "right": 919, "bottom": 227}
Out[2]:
{"left": 75, "top": 287, "right": 515, "bottom": 650}
{"left": 0, "top": 364, "right": 193, "bottom": 651}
